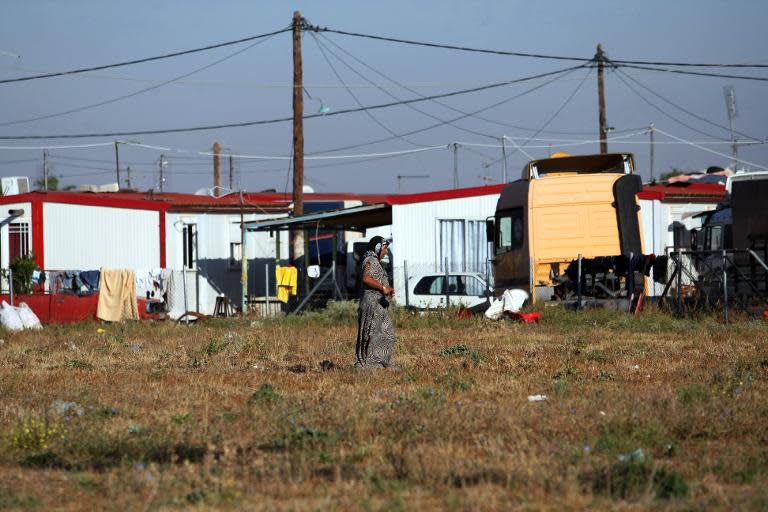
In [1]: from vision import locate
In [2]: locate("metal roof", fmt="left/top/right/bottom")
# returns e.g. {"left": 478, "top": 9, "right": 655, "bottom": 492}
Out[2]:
{"left": 245, "top": 203, "right": 391, "bottom": 232}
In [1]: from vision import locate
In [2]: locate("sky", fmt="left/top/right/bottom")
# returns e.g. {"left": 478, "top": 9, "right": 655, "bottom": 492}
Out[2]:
{"left": 0, "top": 0, "right": 767, "bottom": 195}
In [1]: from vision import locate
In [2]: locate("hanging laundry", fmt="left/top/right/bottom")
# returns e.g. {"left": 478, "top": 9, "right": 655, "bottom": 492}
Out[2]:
{"left": 97, "top": 269, "right": 139, "bottom": 322}
{"left": 275, "top": 265, "right": 298, "bottom": 303}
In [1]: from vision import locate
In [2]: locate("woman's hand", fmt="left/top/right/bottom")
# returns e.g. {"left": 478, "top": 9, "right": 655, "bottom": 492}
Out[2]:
{"left": 382, "top": 285, "right": 395, "bottom": 297}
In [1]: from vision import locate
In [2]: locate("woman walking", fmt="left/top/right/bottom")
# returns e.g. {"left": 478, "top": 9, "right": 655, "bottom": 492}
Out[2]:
{"left": 355, "top": 236, "right": 397, "bottom": 369}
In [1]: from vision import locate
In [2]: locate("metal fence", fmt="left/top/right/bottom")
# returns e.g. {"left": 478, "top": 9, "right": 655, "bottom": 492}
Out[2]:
{"left": 166, "top": 269, "right": 199, "bottom": 317}
{"left": 660, "top": 248, "right": 768, "bottom": 322}
{"left": 391, "top": 259, "right": 493, "bottom": 309}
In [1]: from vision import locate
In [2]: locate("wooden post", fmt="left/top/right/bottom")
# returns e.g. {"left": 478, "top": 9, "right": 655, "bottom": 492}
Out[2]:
{"left": 240, "top": 190, "right": 247, "bottom": 314}
{"left": 596, "top": 44, "right": 608, "bottom": 154}
{"left": 213, "top": 141, "right": 221, "bottom": 197}
{"left": 114, "top": 141, "right": 121, "bottom": 188}
{"left": 291, "top": 11, "right": 305, "bottom": 268}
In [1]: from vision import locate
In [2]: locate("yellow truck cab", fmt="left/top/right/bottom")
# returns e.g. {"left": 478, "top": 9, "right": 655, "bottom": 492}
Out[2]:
{"left": 490, "top": 152, "right": 644, "bottom": 302}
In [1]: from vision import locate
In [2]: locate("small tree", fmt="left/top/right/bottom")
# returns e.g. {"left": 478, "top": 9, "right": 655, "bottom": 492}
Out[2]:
{"left": 9, "top": 254, "right": 40, "bottom": 295}
{"left": 34, "top": 175, "right": 59, "bottom": 191}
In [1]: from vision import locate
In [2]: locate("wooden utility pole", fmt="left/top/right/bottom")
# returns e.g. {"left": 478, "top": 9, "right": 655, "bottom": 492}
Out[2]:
{"left": 159, "top": 154, "right": 166, "bottom": 192}
{"left": 213, "top": 141, "right": 221, "bottom": 196}
{"left": 452, "top": 143, "right": 459, "bottom": 189}
{"left": 596, "top": 43, "right": 608, "bottom": 154}
{"left": 649, "top": 123, "right": 655, "bottom": 182}
{"left": 229, "top": 155, "right": 235, "bottom": 190}
{"left": 291, "top": 10, "right": 305, "bottom": 266}
{"left": 114, "top": 141, "right": 121, "bottom": 187}
{"left": 240, "top": 189, "right": 248, "bottom": 314}
{"left": 42, "top": 150, "right": 49, "bottom": 191}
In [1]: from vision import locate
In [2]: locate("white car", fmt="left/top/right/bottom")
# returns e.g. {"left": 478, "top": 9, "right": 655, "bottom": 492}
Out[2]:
{"left": 406, "top": 272, "right": 491, "bottom": 309}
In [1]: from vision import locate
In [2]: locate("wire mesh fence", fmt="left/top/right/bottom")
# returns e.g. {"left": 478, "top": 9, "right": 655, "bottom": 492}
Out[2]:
{"left": 660, "top": 248, "right": 768, "bottom": 321}
{"left": 166, "top": 269, "right": 199, "bottom": 317}
{"left": 391, "top": 259, "right": 493, "bottom": 310}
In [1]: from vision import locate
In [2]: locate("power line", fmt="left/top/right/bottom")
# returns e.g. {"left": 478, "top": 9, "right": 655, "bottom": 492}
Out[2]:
{"left": 312, "top": 33, "right": 500, "bottom": 142}
{"left": 654, "top": 127, "right": 767, "bottom": 170}
{"left": 504, "top": 67, "right": 593, "bottom": 161}
{"left": 318, "top": 34, "right": 649, "bottom": 138}
{"left": 611, "top": 62, "right": 768, "bottom": 82}
{"left": 0, "top": 32, "right": 281, "bottom": 127}
{"left": 315, "top": 26, "right": 768, "bottom": 68}
{"left": 0, "top": 64, "right": 587, "bottom": 140}
{"left": 310, "top": 33, "right": 425, "bottom": 148}
{"left": 477, "top": 67, "right": 593, "bottom": 170}
{"left": 306, "top": 66, "right": 588, "bottom": 155}
{"left": 0, "top": 158, "right": 38, "bottom": 165}
{"left": 612, "top": 69, "right": 728, "bottom": 140}
{"left": 314, "top": 26, "right": 592, "bottom": 62}
{"left": 614, "top": 68, "right": 763, "bottom": 142}
{"left": 0, "top": 27, "right": 291, "bottom": 85}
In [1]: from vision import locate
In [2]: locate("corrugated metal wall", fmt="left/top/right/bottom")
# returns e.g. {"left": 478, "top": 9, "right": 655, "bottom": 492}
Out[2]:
{"left": 390, "top": 194, "right": 499, "bottom": 303}
{"left": 43, "top": 203, "right": 160, "bottom": 270}
{"left": 391, "top": 194, "right": 500, "bottom": 270}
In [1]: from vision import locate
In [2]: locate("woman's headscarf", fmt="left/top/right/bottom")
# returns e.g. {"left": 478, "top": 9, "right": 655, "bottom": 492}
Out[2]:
{"left": 366, "top": 236, "right": 388, "bottom": 258}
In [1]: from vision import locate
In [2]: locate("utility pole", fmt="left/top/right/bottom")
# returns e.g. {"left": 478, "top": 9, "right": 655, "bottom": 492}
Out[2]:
{"left": 501, "top": 136, "right": 508, "bottom": 183}
{"left": 452, "top": 143, "right": 459, "bottom": 188}
{"left": 114, "top": 141, "right": 121, "bottom": 187}
{"left": 240, "top": 189, "right": 248, "bottom": 314}
{"left": 596, "top": 43, "right": 608, "bottom": 154}
{"left": 159, "top": 154, "right": 167, "bottom": 192}
{"left": 213, "top": 141, "right": 221, "bottom": 197}
{"left": 723, "top": 86, "right": 738, "bottom": 171}
{"left": 292, "top": 10, "right": 305, "bottom": 269}
{"left": 229, "top": 155, "right": 235, "bottom": 190}
{"left": 649, "top": 123, "right": 655, "bottom": 182}
{"left": 42, "top": 150, "right": 49, "bottom": 191}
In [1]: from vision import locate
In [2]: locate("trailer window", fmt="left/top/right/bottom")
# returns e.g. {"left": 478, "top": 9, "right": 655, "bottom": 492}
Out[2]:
{"left": 709, "top": 226, "right": 722, "bottom": 250}
{"left": 495, "top": 208, "right": 523, "bottom": 253}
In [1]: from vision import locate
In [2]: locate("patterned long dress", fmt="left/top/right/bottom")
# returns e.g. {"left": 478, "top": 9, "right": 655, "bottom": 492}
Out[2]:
{"left": 355, "top": 253, "right": 396, "bottom": 368}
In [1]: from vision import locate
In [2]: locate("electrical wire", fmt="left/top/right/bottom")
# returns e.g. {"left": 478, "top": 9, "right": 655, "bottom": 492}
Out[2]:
{"left": 611, "top": 63, "right": 768, "bottom": 82}
{"left": 612, "top": 69, "right": 728, "bottom": 140}
{"left": 318, "top": 33, "right": 602, "bottom": 137}
{"left": 306, "top": 65, "right": 589, "bottom": 155}
{"left": 478, "top": 66, "right": 593, "bottom": 168}
{"left": 0, "top": 158, "right": 38, "bottom": 165}
{"left": 0, "top": 142, "right": 116, "bottom": 150}
{"left": 0, "top": 64, "right": 587, "bottom": 140}
{"left": 314, "top": 26, "right": 768, "bottom": 68}
{"left": 0, "top": 27, "right": 291, "bottom": 85}
{"left": 505, "top": 67, "right": 593, "bottom": 159}
{"left": 654, "top": 127, "right": 768, "bottom": 170}
{"left": 0, "top": 32, "right": 281, "bottom": 127}
{"left": 310, "top": 32, "right": 425, "bottom": 147}
{"left": 613, "top": 67, "right": 763, "bottom": 142}
{"left": 313, "top": 33, "right": 499, "bottom": 141}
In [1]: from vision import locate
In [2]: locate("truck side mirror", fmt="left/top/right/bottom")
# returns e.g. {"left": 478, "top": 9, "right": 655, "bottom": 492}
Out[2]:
{"left": 486, "top": 219, "right": 494, "bottom": 242}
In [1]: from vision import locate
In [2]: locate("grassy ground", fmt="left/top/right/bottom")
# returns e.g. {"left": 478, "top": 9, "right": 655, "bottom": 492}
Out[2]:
{"left": 0, "top": 302, "right": 766, "bottom": 511}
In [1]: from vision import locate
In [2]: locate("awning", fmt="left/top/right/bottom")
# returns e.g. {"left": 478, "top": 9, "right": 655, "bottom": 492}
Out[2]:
{"left": 245, "top": 203, "right": 391, "bottom": 232}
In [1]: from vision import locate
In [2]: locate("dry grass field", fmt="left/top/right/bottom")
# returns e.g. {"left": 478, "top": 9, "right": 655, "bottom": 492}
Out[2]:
{"left": 0, "top": 302, "right": 767, "bottom": 511}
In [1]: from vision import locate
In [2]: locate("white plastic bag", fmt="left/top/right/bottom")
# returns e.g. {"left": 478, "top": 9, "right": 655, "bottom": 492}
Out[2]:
{"left": 484, "top": 298, "right": 504, "bottom": 320}
{"left": 0, "top": 301, "right": 24, "bottom": 331}
{"left": 502, "top": 289, "right": 529, "bottom": 313}
{"left": 17, "top": 303, "right": 42, "bottom": 330}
